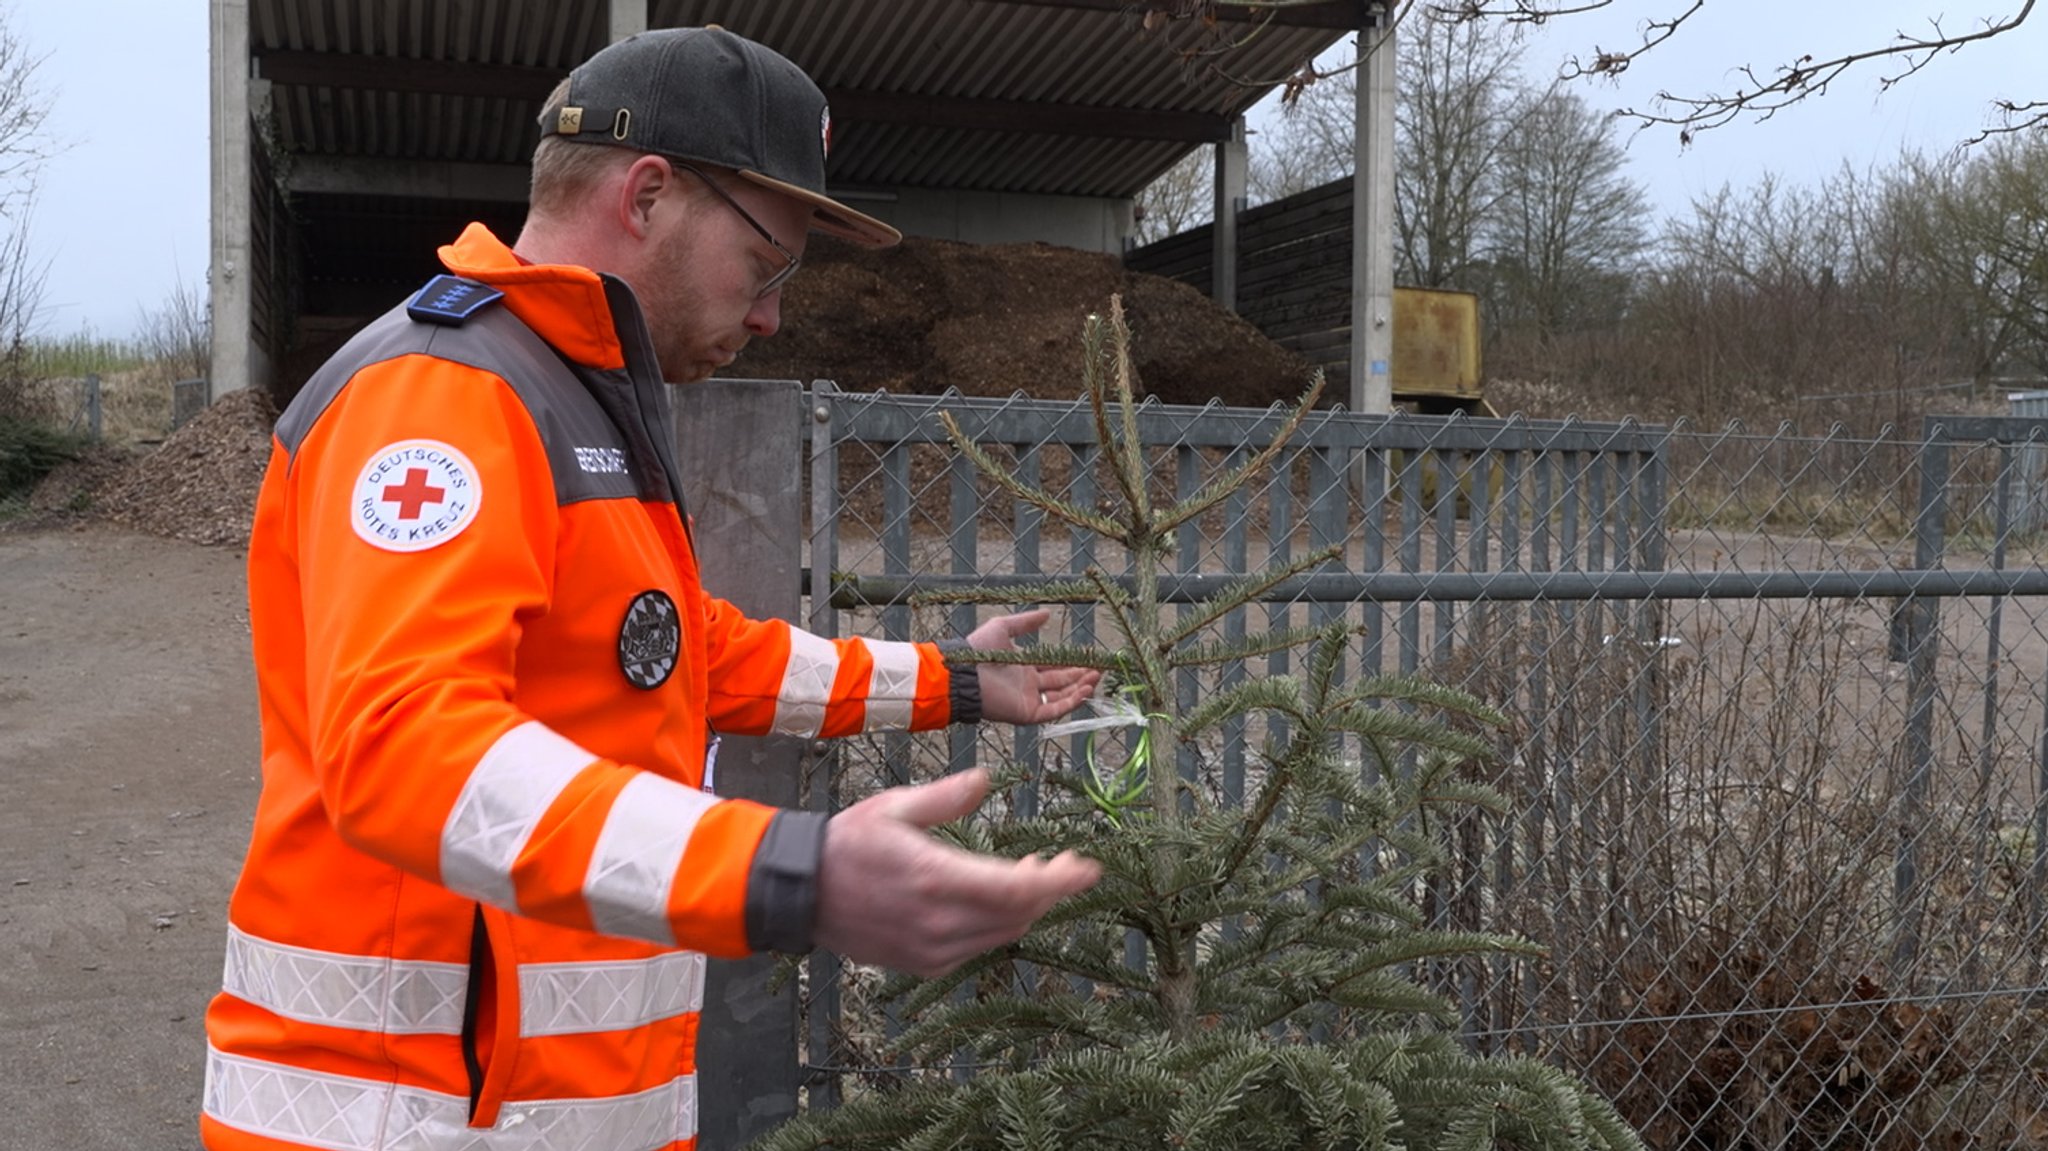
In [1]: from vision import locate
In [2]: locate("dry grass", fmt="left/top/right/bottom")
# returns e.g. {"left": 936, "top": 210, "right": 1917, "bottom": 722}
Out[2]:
{"left": 17, "top": 367, "right": 177, "bottom": 449}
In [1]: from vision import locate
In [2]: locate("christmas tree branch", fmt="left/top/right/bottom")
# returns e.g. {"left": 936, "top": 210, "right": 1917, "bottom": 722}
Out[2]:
{"left": 1160, "top": 545, "right": 1344, "bottom": 648}
{"left": 1164, "top": 627, "right": 1334, "bottom": 674}
{"left": 1152, "top": 372, "right": 1327, "bottom": 537}
{"left": 1082, "top": 302, "right": 1152, "bottom": 530}
{"left": 906, "top": 577, "right": 1115, "bottom": 607}
{"left": 935, "top": 409, "right": 1125, "bottom": 537}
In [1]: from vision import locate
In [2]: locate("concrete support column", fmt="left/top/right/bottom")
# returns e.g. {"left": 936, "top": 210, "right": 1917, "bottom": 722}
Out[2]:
{"left": 609, "top": 0, "right": 647, "bottom": 42}
{"left": 676, "top": 379, "right": 806, "bottom": 1148}
{"left": 1212, "top": 116, "right": 1248, "bottom": 313}
{"left": 1350, "top": 12, "right": 1397, "bottom": 414}
{"left": 208, "top": 0, "right": 253, "bottom": 404}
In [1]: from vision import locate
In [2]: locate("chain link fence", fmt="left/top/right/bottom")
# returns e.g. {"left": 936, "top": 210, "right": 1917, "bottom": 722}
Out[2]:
{"left": 797, "top": 387, "right": 2048, "bottom": 1149}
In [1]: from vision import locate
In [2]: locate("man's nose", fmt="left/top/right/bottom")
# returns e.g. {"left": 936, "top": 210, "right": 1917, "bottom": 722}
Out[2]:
{"left": 744, "top": 291, "right": 782, "bottom": 338}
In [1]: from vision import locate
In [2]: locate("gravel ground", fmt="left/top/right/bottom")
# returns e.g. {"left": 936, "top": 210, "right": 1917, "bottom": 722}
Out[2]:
{"left": 0, "top": 528, "right": 257, "bottom": 1151}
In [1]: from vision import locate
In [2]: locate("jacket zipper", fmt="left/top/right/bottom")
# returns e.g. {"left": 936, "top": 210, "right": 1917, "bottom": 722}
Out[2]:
{"left": 461, "top": 904, "right": 488, "bottom": 1120}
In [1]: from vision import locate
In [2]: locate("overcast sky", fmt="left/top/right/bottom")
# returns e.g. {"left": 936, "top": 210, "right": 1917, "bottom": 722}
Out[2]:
{"left": 14, "top": 2, "right": 209, "bottom": 340}
{"left": 9, "top": 1, "right": 2039, "bottom": 338}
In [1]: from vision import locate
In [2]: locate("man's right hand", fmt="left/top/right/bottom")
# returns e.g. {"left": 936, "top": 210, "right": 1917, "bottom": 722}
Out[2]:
{"left": 813, "top": 768, "right": 1100, "bottom": 977}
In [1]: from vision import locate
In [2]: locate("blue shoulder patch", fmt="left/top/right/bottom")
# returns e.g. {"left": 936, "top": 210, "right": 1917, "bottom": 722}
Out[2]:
{"left": 406, "top": 274, "right": 504, "bottom": 327}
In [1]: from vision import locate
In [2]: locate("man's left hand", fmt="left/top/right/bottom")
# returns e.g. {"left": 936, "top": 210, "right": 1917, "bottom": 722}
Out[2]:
{"left": 965, "top": 609, "right": 1101, "bottom": 725}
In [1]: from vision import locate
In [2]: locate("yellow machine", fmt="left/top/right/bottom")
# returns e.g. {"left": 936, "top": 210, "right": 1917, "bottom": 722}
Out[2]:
{"left": 1392, "top": 286, "right": 1488, "bottom": 415}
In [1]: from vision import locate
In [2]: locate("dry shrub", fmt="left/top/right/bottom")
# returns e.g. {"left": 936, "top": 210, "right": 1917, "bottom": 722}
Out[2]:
{"left": 1439, "top": 598, "right": 2048, "bottom": 1148}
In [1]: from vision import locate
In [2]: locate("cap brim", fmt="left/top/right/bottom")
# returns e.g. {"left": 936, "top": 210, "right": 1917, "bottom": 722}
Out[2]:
{"left": 738, "top": 170, "right": 902, "bottom": 249}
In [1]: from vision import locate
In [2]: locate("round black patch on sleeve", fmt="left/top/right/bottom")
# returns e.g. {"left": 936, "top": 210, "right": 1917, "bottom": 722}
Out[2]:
{"left": 618, "top": 590, "right": 680, "bottom": 690}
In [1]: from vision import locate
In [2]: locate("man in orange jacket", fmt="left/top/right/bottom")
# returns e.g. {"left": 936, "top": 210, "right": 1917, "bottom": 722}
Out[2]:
{"left": 203, "top": 26, "right": 1100, "bottom": 1151}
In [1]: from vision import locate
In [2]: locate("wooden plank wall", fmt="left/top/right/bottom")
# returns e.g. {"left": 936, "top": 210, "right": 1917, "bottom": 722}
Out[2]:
{"left": 250, "top": 139, "right": 277, "bottom": 364}
{"left": 249, "top": 139, "right": 301, "bottom": 373}
{"left": 1127, "top": 179, "right": 1355, "bottom": 383}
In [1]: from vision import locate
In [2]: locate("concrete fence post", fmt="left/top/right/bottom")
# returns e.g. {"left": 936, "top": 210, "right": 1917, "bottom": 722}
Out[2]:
{"left": 174, "top": 379, "right": 210, "bottom": 429}
{"left": 674, "top": 377, "right": 807, "bottom": 1147}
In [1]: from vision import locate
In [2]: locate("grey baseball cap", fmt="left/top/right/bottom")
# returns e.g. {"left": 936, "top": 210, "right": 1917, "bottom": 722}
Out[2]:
{"left": 540, "top": 26, "right": 901, "bottom": 248}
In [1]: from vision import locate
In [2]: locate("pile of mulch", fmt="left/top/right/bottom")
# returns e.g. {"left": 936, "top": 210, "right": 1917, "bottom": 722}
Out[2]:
{"left": 31, "top": 238, "right": 1318, "bottom": 549}
{"left": 727, "top": 235, "right": 1321, "bottom": 407}
{"left": 727, "top": 237, "right": 1325, "bottom": 533}
{"left": 46, "top": 385, "right": 278, "bottom": 544}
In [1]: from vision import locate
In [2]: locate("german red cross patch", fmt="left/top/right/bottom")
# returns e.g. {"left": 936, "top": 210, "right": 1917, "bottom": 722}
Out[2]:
{"left": 351, "top": 439, "right": 483, "bottom": 552}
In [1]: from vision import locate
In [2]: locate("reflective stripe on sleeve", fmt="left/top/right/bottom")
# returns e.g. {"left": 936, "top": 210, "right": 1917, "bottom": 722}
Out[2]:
{"left": 583, "top": 773, "right": 719, "bottom": 945}
{"left": 204, "top": 1046, "right": 695, "bottom": 1151}
{"left": 519, "top": 950, "right": 706, "bottom": 1037}
{"left": 441, "top": 722, "right": 596, "bottom": 909}
{"left": 222, "top": 925, "right": 468, "bottom": 1035}
{"left": 863, "top": 640, "right": 923, "bottom": 731}
{"left": 770, "top": 629, "right": 839, "bottom": 737}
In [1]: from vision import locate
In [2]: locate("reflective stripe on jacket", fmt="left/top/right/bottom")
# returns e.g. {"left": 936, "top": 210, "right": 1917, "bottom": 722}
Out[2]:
{"left": 203, "top": 223, "right": 971, "bottom": 1151}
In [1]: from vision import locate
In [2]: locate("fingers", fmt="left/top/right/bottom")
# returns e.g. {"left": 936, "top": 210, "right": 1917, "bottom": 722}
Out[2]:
{"left": 967, "top": 608, "right": 1051, "bottom": 652}
{"left": 877, "top": 767, "right": 991, "bottom": 829}
{"left": 1028, "top": 667, "right": 1101, "bottom": 722}
{"left": 998, "top": 608, "right": 1051, "bottom": 642}
{"left": 816, "top": 803, "right": 1103, "bottom": 977}
{"left": 928, "top": 848, "right": 1100, "bottom": 916}
{"left": 1036, "top": 665, "right": 1100, "bottom": 697}
{"left": 898, "top": 850, "right": 1102, "bottom": 975}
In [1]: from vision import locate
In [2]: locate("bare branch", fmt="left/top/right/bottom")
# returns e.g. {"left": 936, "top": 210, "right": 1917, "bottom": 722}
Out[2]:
{"left": 1420, "top": 0, "right": 2038, "bottom": 147}
{"left": 1973, "top": 98, "right": 2048, "bottom": 143}
{"left": 1431, "top": 0, "right": 1618, "bottom": 18}
{"left": 1173, "top": 0, "right": 1425, "bottom": 95}
{"left": 0, "top": 7, "right": 56, "bottom": 215}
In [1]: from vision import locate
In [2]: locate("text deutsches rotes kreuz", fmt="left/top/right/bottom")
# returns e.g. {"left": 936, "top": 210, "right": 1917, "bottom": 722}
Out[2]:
{"left": 351, "top": 439, "right": 483, "bottom": 553}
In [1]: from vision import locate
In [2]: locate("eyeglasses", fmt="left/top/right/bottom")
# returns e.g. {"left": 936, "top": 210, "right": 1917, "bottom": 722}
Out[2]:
{"left": 665, "top": 158, "right": 801, "bottom": 299}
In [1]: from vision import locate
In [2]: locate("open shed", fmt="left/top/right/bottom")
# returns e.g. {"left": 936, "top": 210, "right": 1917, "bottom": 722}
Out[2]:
{"left": 207, "top": 0, "right": 1366, "bottom": 403}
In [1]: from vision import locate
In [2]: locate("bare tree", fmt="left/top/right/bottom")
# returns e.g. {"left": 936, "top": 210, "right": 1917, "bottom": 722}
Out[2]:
{"left": 1485, "top": 88, "right": 1651, "bottom": 336}
{"left": 1249, "top": 54, "right": 1353, "bottom": 203}
{"left": 1132, "top": 148, "right": 1215, "bottom": 246}
{"left": 0, "top": 3, "right": 50, "bottom": 219}
{"left": 1237, "top": 12, "right": 1645, "bottom": 335}
{"left": 0, "top": 1, "right": 54, "bottom": 405}
{"left": 1887, "top": 138, "right": 2048, "bottom": 378}
{"left": 1642, "top": 171, "right": 1894, "bottom": 420}
{"left": 0, "top": 189, "right": 47, "bottom": 422}
{"left": 1246, "top": 11, "right": 1538, "bottom": 289}
{"left": 1394, "top": 12, "right": 1533, "bottom": 289}
{"left": 136, "top": 274, "right": 213, "bottom": 385}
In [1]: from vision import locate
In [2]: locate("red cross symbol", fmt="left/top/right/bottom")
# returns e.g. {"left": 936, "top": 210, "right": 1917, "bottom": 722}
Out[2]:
{"left": 382, "top": 467, "right": 446, "bottom": 520}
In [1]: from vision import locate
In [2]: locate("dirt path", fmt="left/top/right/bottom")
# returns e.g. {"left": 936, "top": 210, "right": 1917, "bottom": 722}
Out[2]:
{"left": 0, "top": 527, "right": 258, "bottom": 1151}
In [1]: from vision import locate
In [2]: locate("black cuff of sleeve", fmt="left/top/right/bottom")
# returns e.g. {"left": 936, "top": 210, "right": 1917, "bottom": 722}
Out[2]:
{"left": 745, "top": 811, "right": 829, "bottom": 955}
{"left": 939, "top": 639, "right": 983, "bottom": 726}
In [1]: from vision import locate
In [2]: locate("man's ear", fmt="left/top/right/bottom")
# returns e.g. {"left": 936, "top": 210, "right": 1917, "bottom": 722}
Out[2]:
{"left": 617, "top": 154, "right": 674, "bottom": 241}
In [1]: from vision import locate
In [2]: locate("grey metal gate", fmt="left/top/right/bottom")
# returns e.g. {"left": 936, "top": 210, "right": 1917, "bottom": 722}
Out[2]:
{"left": 691, "top": 386, "right": 2048, "bottom": 1148}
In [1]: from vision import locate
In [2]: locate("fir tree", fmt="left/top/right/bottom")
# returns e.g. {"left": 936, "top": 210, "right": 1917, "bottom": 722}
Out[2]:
{"left": 757, "top": 299, "right": 1641, "bottom": 1151}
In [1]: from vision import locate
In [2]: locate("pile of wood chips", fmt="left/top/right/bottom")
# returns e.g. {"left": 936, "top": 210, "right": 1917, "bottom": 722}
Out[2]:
{"left": 53, "top": 388, "right": 278, "bottom": 547}
{"left": 32, "top": 237, "right": 1319, "bottom": 549}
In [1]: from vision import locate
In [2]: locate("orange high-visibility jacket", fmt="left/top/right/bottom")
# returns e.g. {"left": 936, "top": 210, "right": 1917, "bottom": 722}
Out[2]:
{"left": 203, "top": 224, "right": 974, "bottom": 1151}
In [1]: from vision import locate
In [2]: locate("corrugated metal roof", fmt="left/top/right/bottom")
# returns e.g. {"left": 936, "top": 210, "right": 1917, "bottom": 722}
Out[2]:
{"left": 249, "top": 0, "right": 1354, "bottom": 198}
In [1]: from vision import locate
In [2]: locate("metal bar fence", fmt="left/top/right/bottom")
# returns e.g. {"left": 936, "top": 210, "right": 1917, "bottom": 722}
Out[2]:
{"left": 792, "top": 390, "right": 2048, "bottom": 1149}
